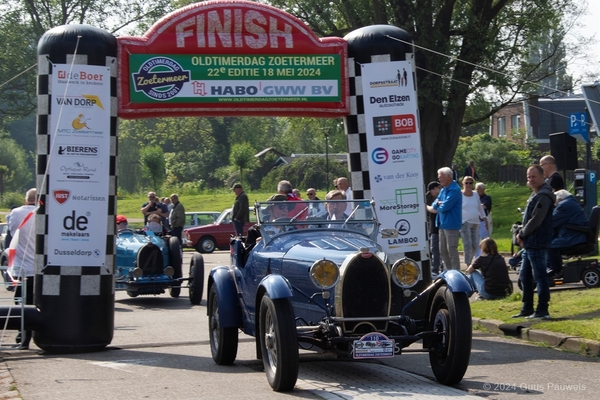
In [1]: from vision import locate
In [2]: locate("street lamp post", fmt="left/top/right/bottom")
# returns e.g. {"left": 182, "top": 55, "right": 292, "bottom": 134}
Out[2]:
{"left": 325, "top": 132, "right": 330, "bottom": 192}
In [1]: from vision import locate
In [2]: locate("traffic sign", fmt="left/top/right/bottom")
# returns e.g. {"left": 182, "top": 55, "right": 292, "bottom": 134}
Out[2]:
{"left": 568, "top": 112, "right": 589, "bottom": 143}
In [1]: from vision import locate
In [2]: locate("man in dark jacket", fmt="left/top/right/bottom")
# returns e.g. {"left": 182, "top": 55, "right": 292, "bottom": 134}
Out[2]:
{"left": 548, "top": 190, "right": 588, "bottom": 277}
{"left": 513, "top": 165, "right": 555, "bottom": 320}
{"left": 232, "top": 183, "right": 249, "bottom": 236}
{"left": 463, "top": 160, "right": 479, "bottom": 180}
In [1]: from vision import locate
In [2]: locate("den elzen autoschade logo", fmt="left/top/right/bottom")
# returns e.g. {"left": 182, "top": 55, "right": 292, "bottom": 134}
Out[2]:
{"left": 132, "top": 57, "right": 191, "bottom": 101}
{"left": 370, "top": 71, "right": 416, "bottom": 136}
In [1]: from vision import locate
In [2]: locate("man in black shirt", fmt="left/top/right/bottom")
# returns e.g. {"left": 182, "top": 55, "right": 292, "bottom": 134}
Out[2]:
{"left": 540, "top": 155, "right": 564, "bottom": 192}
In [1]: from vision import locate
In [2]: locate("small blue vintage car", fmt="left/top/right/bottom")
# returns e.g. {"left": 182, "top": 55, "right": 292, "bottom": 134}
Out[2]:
{"left": 207, "top": 199, "right": 474, "bottom": 391}
{"left": 115, "top": 229, "right": 204, "bottom": 304}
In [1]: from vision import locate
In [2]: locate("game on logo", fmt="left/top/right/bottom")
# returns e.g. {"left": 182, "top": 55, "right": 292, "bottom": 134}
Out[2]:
{"left": 53, "top": 189, "right": 70, "bottom": 205}
{"left": 371, "top": 147, "right": 388, "bottom": 165}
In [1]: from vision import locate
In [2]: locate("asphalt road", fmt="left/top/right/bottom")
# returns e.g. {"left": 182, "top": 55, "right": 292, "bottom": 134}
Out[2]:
{"left": 0, "top": 251, "right": 598, "bottom": 399}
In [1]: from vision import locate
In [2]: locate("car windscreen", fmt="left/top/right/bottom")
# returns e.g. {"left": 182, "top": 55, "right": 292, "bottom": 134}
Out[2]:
{"left": 254, "top": 199, "right": 378, "bottom": 242}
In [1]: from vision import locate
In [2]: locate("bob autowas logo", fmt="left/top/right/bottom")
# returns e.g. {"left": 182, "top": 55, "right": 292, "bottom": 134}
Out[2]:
{"left": 118, "top": 0, "right": 348, "bottom": 118}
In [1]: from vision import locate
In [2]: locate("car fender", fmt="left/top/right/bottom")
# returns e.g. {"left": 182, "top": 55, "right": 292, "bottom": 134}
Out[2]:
{"left": 258, "top": 274, "right": 293, "bottom": 300}
{"left": 208, "top": 266, "right": 242, "bottom": 328}
{"left": 438, "top": 270, "right": 474, "bottom": 295}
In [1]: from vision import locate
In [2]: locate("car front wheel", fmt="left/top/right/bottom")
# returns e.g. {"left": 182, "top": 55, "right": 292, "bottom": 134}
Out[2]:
{"left": 189, "top": 253, "right": 204, "bottom": 305}
{"left": 197, "top": 236, "right": 216, "bottom": 253}
{"left": 259, "top": 295, "right": 298, "bottom": 392}
{"left": 582, "top": 267, "right": 600, "bottom": 288}
{"left": 208, "top": 285, "right": 238, "bottom": 364}
{"left": 428, "top": 286, "right": 472, "bottom": 385}
{"left": 168, "top": 237, "right": 183, "bottom": 298}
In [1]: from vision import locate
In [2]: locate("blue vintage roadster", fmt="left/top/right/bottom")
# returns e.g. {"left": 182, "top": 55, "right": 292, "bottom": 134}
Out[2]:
{"left": 116, "top": 229, "right": 204, "bottom": 304}
{"left": 207, "top": 199, "right": 474, "bottom": 391}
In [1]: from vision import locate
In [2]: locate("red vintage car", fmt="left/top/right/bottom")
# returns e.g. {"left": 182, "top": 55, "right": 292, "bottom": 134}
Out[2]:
{"left": 184, "top": 208, "right": 255, "bottom": 253}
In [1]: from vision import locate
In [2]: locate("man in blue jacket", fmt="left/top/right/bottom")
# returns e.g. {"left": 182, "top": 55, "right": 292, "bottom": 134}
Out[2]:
{"left": 513, "top": 165, "right": 555, "bottom": 320}
{"left": 427, "top": 167, "right": 462, "bottom": 270}
{"left": 548, "top": 190, "right": 588, "bottom": 278}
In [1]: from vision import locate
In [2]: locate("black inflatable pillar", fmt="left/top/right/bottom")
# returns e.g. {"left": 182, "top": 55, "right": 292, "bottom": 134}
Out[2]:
{"left": 35, "top": 25, "right": 117, "bottom": 352}
{"left": 343, "top": 25, "right": 431, "bottom": 281}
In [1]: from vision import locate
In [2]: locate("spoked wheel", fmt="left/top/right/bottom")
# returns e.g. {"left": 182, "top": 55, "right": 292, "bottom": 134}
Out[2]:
{"left": 582, "top": 267, "right": 600, "bottom": 288}
{"left": 168, "top": 237, "right": 183, "bottom": 298}
{"left": 259, "top": 295, "right": 298, "bottom": 392}
{"left": 189, "top": 253, "right": 205, "bottom": 305}
{"left": 208, "top": 285, "right": 238, "bottom": 365}
{"left": 428, "top": 286, "right": 472, "bottom": 385}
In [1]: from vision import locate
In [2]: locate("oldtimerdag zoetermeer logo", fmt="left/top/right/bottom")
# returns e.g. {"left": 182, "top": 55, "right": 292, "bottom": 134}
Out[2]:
{"left": 132, "top": 57, "right": 191, "bottom": 101}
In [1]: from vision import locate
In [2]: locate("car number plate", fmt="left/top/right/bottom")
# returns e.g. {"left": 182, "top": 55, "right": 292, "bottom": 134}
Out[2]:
{"left": 352, "top": 332, "right": 394, "bottom": 359}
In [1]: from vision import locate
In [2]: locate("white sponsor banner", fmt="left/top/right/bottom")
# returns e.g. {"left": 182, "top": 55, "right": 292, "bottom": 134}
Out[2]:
{"left": 47, "top": 64, "right": 110, "bottom": 266}
{"left": 361, "top": 60, "right": 427, "bottom": 254}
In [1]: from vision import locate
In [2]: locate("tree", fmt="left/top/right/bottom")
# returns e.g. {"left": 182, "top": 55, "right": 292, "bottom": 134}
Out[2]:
{"left": 453, "top": 134, "right": 531, "bottom": 182}
{"left": 260, "top": 156, "right": 349, "bottom": 191}
{"left": 0, "top": 135, "right": 33, "bottom": 192}
{"left": 139, "top": 145, "right": 166, "bottom": 192}
{"left": 0, "top": 0, "right": 174, "bottom": 123}
{"left": 229, "top": 143, "right": 258, "bottom": 187}
{"left": 264, "top": 0, "right": 585, "bottom": 181}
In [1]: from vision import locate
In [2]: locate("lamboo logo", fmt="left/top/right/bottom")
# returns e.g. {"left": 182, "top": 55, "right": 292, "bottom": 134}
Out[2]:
{"left": 372, "top": 147, "right": 388, "bottom": 164}
{"left": 132, "top": 57, "right": 191, "bottom": 101}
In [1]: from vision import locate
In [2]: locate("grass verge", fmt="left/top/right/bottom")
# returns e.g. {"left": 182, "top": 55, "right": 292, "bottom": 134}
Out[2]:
{"left": 470, "top": 288, "right": 600, "bottom": 342}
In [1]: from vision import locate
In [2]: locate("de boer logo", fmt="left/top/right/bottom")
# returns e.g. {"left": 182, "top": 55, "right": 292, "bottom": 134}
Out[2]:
{"left": 372, "top": 147, "right": 388, "bottom": 165}
{"left": 53, "top": 189, "right": 70, "bottom": 205}
{"left": 132, "top": 57, "right": 191, "bottom": 101}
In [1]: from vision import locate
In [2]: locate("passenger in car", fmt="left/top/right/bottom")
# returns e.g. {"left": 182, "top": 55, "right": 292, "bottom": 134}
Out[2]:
{"left": 146, "top": 214, "right": 164, "bottom": 235}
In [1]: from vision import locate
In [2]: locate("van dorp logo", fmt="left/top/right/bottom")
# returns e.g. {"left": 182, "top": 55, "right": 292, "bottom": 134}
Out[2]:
{"left": 132, "top": 57, "right": 191, "bottom": 101}
{"left": 53, "top": 189, "right": 70, "bottom": 205}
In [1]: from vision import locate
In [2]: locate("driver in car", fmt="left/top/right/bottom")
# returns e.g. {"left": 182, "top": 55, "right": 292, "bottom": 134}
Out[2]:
{"left": 116, "top": 215, "right": 128, "bottom": 231}
{"left": 246, "top": 194, "right": 289, "bottom": 245}
{"left": 315, "top": 190, "right": 347, "bottom": 221}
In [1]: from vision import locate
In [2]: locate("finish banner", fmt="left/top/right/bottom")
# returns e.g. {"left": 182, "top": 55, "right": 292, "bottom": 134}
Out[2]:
{"left": 47, "top": 64, "right": 110, "bottom": 266}
{"left": 118, "top": 1, "right": 348, "bottom": 118}
{"left": 361, "top": 59, "right": 427, "bottom": 254}
{"left": 128, "top": 53, "right": 341, "bottom": 103}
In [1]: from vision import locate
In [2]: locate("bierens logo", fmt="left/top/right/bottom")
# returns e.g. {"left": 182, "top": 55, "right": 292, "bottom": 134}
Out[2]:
{"left": 53, "top": 189, "right": 70, "bottom": 205}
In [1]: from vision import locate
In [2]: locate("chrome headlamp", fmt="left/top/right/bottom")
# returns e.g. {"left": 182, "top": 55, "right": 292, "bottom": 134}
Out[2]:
{"left": 390, "top": 257, "right": 421, "bottom": 288}
{"left": 309, "top": 259, "right": 340, "bottom": 290}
